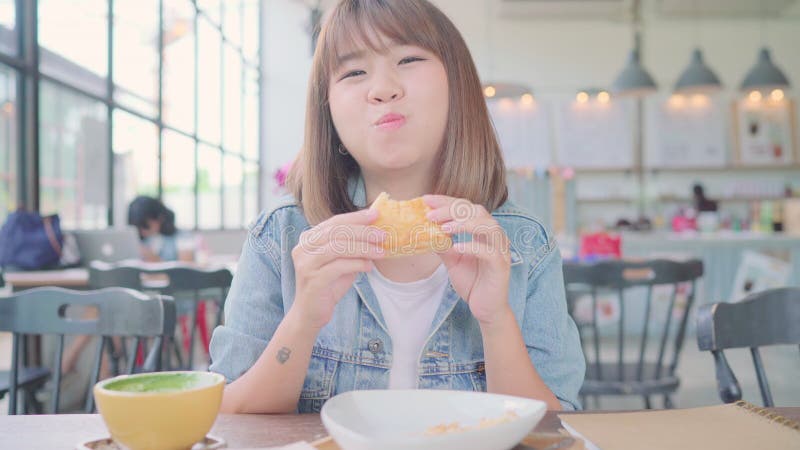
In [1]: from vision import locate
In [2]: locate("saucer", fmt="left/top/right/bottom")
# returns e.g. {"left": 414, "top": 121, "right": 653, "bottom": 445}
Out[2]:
{"left": 76, "top": 435, "right": 226, "bottom": 450}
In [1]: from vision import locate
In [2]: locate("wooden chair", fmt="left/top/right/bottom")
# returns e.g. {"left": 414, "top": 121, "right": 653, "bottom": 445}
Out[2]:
{"left": 696, "top": 287, "right": 800, "bottom": 406}
{"left": 0, "top": 287, "right": 175, "bottom": 414}
{"left": 89, "top": 261, "right": 232, "bottom": 369}
{"left": 563, "top": 259, "right": 704, "bottom": 409}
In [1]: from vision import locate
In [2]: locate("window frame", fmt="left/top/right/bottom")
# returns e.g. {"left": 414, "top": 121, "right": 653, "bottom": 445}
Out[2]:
{"left": 0, "top": 0, "right": 261, "bottom": 230}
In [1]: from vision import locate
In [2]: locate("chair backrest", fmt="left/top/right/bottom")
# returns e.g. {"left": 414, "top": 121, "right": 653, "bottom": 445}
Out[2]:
{"left": 88, "top": 261, "right": 233, "bottom": 370}
{"left": 563, "top": 259, "right": 704, "bottom": 384}
{"left": 696, "top": 287, "right": 800, "bottom": 407}
{"left": 88, "top": 262, "right": 145, "bottom": 290}
{"left": 0, "top": 287, "right": 176, "bottom": 414}
{"left": 144, "top": 265, "right": 234, "bottom": 295}
{"left": 88, "top": 261, "right": 233, "bottom": 293}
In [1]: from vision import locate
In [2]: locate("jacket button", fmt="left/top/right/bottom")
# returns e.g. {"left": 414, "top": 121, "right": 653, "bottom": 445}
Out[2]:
{"left": 368, "top": 338, "right": 383, "bottom": 354}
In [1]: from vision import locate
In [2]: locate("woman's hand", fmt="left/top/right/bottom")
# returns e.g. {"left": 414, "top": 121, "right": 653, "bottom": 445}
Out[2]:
{"left": 424, "top": 195, "right": 512, "bottom": 329}
{"left": 291, "top": 208, "right": 386, "bottom": 331}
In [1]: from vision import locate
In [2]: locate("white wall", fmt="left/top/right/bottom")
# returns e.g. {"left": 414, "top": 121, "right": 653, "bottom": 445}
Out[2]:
{"left": 261, "top": 0, "right": 800, "bottom": 210}
{"left": 261, "top": 0, "right": 314, "bottom": 210}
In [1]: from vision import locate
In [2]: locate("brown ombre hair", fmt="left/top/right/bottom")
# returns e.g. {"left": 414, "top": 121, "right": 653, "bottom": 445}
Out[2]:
{"left": 287, "top": 0, "right": 507, "bottom": 225}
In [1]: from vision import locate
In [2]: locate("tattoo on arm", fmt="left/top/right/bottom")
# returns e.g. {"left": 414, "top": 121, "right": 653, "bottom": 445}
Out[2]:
{"left": 277, "top": 347, "right": 292, "bottom": 364}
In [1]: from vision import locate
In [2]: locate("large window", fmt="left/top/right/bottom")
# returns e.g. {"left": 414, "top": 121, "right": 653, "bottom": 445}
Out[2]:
{"left": 0, "top": 0, "right": 16, "bottom": 55}
{"left": 198, "top": 143, "right": 222, "bottom": 229}
{"left": 0, "top": 64, "right": 16, "bottom": 221}
{"left": 113, "top": 0, "right": 159, "bottom": 117}
{"left": 39, "top": 81, "right": 109, "bottom": 229}
{"left": 162, "top": 0, "right": 195, "bottom": 134}
{"left": 1, "top": 0, "right": 261, "bottom": 230}
{"left": 112, "top": 109, "right": 159, "bottom": 226}
{"left": 38, "top": 0, "right": 109, "bottom": 97}
{"left": 197, "top": 16, "right": 221, "bottom": 145}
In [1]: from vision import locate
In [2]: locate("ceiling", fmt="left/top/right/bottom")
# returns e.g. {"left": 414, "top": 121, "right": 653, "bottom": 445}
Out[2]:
{"left": 656, "top": 0, "right": 800, "bottom": 18}
{"left": 496, "top": 0, "right": 800, "bottom": 20}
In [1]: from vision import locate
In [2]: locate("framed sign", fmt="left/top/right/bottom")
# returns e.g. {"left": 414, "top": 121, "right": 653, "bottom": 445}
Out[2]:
{"left": 647, "top": 94, "right": 728, "bottom": 168}
{"left": 554, "top": 98, "right": 634, "bottom": 169}
{"left": 487, "top": 98, "right": 552, "bottom": 169}
{"left": 734, "top": 98, "right": 797, "bottom": 166}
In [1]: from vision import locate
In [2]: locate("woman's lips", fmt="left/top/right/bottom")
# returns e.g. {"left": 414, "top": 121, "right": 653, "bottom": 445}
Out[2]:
{"left": 375, "top": 113, "right": 406, "bottom": 131}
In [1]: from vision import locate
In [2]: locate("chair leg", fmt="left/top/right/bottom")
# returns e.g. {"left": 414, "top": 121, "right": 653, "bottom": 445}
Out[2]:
{"left": 179, "top": 315, "right": 191, "bottom": 355}
{"left": 28, "top": 389, "right": 43, "bottom": 414}
{"left": 664, "top": 395, "right": 674, "bottom": 409}
{"left": 196, "top": 301, "right": 211, "bottom": 358}
{"left": 644, "top": 396, "right": 652, "bottom": 409}
{"left": 21, "top": 388, "right": 43, "bottom": 415}
{"left": 160, "top": 338, "right": 170, "bottom": 371}
{"left": 580, "top": 395, "right": 588, "bottom": 411}
{"left": 171, "top": 335, "right": 186, "bottom": 370}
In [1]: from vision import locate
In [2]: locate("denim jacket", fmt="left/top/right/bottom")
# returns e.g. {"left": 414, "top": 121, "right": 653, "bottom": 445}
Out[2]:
{"left": 209, "top": 176, "right": 585, "bottom": 411}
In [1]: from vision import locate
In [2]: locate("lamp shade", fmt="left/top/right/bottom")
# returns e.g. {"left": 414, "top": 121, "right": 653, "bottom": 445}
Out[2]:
{"left": 675, "top": 49, "right": 722, "bottom": 94}
{"left": 611, "top": 48, "right": 658, "bottom": 97}
{"left": 740, "top": 47, "right": 791, "bottom": 92}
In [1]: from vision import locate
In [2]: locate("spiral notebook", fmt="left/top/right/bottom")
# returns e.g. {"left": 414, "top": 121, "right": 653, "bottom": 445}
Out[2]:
{"left": 559, "top": 401, "right": 800, "bottom": 450}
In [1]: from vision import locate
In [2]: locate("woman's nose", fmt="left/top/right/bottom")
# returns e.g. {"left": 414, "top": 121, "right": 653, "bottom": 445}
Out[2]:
{"left": 368, "top": 75, "right": 404, "bottom": 103}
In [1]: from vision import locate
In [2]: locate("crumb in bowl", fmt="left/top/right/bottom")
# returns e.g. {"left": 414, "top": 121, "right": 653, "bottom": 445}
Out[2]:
{"left": 424, "top": 410, "right": 520, "bottom": 436}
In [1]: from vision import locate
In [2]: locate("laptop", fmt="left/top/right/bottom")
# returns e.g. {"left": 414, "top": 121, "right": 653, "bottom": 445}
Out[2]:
{"left": 73, "top": 228, "right": 142, "bottom": 265}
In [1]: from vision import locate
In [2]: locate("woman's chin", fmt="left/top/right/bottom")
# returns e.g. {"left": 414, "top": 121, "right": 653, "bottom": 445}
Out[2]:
{"left": 362, "top": 150, "right": 420, "bottom": 172}
{"left": 370, "top": 158, "right": 422, "bottom": 173}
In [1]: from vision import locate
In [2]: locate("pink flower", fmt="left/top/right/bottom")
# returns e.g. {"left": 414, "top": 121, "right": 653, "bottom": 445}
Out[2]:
{"left": 273, "top": 161, "right": 293, "bottom": 192}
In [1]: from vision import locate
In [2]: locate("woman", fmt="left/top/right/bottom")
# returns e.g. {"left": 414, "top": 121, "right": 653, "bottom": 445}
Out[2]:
{"left": 127, "top": 196, "right": 193, "bottom": 262}
{"left": 209, "top": 0, "right": 584, "bottom": 413}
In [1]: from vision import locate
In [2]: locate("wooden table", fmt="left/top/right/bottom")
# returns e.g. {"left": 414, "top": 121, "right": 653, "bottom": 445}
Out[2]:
{"left": 3, "top": 257, "right": 239, "bottom": 292}
{"left": 1, "top": 408, "right": 797, "bottom": 450}
{"left": 4, "top": 268, "right": 91, "bottom": 291}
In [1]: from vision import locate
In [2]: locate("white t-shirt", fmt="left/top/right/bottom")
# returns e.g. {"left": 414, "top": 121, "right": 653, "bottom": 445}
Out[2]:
{"left": 367, "top": 264, "right": 449, "bottom": 389}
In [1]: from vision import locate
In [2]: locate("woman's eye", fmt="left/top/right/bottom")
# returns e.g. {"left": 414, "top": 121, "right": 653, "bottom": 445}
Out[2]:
{"left": 399, "top": 56, "right": 424, "bottom": 65}
{"left": 341, "top": 70, "right": 366, "bottom": 80}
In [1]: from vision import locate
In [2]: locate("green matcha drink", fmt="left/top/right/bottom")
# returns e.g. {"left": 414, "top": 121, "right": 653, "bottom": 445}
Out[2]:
{"left": 103, "top": 373, "right": 215, "bottom": 393}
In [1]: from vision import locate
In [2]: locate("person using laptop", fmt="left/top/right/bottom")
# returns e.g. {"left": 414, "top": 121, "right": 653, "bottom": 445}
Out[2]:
{"left": 127, "top": 196, "right": 194, "bottom": 262}
{"left": 53, "top": 197, "right": 197, "bottom": 407}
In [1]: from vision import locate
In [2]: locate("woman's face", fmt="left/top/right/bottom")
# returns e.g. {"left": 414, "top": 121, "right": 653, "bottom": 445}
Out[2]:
{"left": 139, "top": 218, "right": 161, "bottom": 238}
{"left": 328, "top": 34, "right": 449, "bottom": 176}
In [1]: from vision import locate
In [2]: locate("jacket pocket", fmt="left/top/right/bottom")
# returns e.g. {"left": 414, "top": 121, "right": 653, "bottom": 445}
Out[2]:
{"left": 297, "top": 347, "right": 340, "bottom": 413}
{"left": 469, "top": 361, "right": 487, "bottom": 392}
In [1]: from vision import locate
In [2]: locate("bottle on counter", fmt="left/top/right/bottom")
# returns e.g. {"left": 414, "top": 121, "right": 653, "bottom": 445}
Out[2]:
{"left": 773, "top": 201, "right": 784, "bottom": 233}
{"left": 750, "top": 201, "right": 761, "bottom": 232}
{"left": 760, "top": 201, "right": 774, "bottom": 234}
{"left": 732, "top": 214, "right": 742, "bottom": 232}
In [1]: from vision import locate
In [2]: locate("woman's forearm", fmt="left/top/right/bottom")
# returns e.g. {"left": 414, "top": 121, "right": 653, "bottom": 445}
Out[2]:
{"left": 220, "top": 307, "right": 319, "bottom": 414}
{"left": 480, "top": 306, "right": 562, "bottom": 411}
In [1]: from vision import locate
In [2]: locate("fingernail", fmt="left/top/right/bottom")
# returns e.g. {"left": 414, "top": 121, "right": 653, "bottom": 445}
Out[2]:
{"left": 441, "top": 223, "right": 453, "bottom": 232}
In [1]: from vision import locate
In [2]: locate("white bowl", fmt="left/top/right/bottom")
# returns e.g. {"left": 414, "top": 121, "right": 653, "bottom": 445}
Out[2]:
{"left": 320, "top": 390, "right": 547, "bottom": 450}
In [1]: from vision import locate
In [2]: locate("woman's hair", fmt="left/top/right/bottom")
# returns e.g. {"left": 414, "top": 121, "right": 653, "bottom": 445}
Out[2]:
{"left": 127, "top": 196, "right": 177, "bottom": 238}
{"left": 287, "top": 0, "right": 508, "bottom": 225}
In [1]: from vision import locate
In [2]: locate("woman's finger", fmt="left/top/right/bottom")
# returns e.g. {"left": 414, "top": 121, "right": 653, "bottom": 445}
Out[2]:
{"left": 443, "top": 240, "right": 510, "bottom": 264}
{"left": 424, "top": 196, "right": 490, "bottom": 225}
{"left": 439, "top": 217, "right": 508, "bottom": 247}
{"left": 293, "top": 240, "right": 386, "bottom": 270}
{"left": 313, "top": 257, "right": 375, "bottom": 286}
{"left": 299, "top": 224, "right": 387, "bottom": 254}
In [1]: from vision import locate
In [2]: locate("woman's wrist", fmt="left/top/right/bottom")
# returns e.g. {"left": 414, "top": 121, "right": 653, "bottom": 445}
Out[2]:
{"left": 478, "top": 303, "right": 516, "bottom": 338}
{"left": 285, "top": 302, "right": 326, "bottom": 338}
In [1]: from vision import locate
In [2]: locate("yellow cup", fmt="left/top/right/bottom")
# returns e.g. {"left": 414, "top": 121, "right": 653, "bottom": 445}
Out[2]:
{"left": 94, "top": 371, "right": 225, "bottom": 450}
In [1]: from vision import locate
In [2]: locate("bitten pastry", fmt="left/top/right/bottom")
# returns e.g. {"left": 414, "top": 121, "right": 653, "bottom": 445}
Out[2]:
{"left": 370, "top": 192, "right": 453, "bottom": 257}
